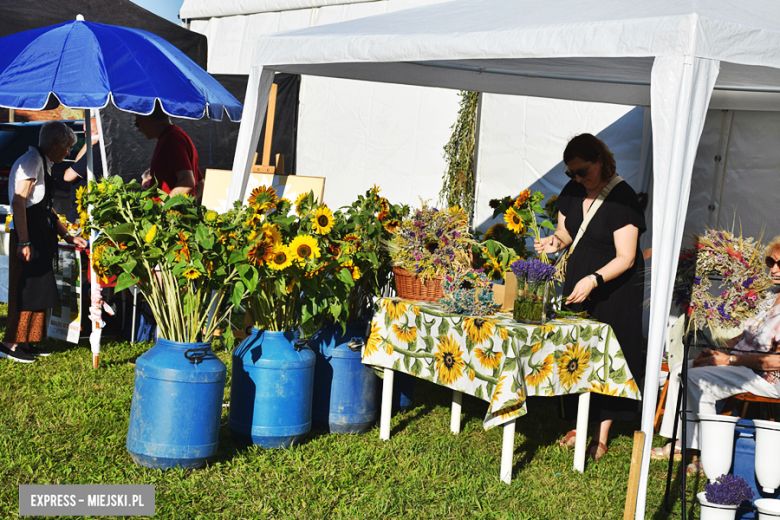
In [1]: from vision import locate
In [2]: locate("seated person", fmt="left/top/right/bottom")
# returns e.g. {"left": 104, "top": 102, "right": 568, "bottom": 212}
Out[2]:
{"left": 64, "top": 118, "right": 102, "bottom": 224}
{"left": 654, "top": 235, "right": 780, "bottom": 468}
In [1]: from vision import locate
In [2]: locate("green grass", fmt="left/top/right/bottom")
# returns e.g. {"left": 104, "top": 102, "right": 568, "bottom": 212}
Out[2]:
{"left": 0, "top": 303, "right": 705, "bottom": 519}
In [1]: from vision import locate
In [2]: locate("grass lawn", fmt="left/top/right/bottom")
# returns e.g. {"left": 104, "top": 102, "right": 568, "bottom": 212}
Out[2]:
{"left": 0, "top": 303, "right": 706, "bottom": 519}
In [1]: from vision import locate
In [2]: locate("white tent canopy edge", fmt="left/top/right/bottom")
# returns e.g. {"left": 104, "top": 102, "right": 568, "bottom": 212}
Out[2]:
{"left": 226, "top": 1, "right": 780, "bottom": 517}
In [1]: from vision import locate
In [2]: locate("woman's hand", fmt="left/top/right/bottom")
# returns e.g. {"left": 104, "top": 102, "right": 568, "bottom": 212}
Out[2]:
{"left": 72, "top": 236, "right": 88, "bottom": 248}
{"left": 534, "top": 235, "right": 559, "bottom": 255}
{"left": 17, "top": 244, "right": 30, "bottom": 262}
{"left": 565, "top": 276, "right": 596, "bottom": 304}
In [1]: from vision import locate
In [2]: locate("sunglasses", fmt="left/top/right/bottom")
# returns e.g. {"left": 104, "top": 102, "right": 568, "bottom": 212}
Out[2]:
{"left": 766, "top": 257, "right": 780, "bottom": 268}
{"left": 564, "top": 164, "right": 592, "bottom": 179}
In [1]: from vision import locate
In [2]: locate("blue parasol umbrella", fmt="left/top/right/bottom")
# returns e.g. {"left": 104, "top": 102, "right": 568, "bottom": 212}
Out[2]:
{"left": 0, "top": 16, "right": 243, "bottom": 367}
{"left": 0, "top": 18, "right": 242, "bottom": 121}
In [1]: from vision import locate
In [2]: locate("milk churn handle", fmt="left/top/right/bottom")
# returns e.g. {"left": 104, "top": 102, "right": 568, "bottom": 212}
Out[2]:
{"left": 185, "top": 346, "right": 210, "bottom": 364}
{"left": 293, "top": 338, "right": 308, "bottom": 351}
{"left": 347, "top": 338, "right": 365, "bottom": 352}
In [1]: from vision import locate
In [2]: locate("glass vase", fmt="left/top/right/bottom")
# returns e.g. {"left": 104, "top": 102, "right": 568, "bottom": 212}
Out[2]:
{"left": 513, "top": 280, "right": 550, "bottom": 325}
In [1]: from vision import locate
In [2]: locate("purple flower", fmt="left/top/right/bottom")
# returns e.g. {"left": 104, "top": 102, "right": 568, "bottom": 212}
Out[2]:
{"left": 454, "top": 231, "right": 460, "bottom": 238}
{"left": 510, "top": 259, "right": 527, "bottom": 279}
{"left": 704, "top": 474, "right": 753, "bottom": 506}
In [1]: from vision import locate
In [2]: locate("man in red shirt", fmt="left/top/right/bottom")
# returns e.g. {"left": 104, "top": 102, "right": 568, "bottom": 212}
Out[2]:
{"left": 135, "top": 104, "right": 203, "bottom": 197}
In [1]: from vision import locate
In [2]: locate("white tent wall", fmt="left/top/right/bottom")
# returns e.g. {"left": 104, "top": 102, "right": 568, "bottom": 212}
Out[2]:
{"left": 685, "top": 109, "right": 780, "bottom": 241}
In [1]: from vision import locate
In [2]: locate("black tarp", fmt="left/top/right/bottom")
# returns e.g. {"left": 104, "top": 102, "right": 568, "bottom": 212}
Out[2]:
{"left": 104, "top": 73, "right": 300, "bottom": 181}
{"left": 0, "top": 0, "right": 206, "bottom": 67}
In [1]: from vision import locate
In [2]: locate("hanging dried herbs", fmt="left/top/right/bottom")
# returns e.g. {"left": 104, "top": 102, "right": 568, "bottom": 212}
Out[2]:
{"left": 440, "top": 91, "right": 479, "bottom": 224}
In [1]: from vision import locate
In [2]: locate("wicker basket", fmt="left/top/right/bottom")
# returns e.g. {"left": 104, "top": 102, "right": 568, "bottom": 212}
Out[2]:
{"left": 393, "top": 267, "right": 444, "bottom": 302}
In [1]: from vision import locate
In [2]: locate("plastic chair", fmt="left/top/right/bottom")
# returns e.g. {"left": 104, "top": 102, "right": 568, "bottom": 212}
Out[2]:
{"left": 721, "top": 393, "right": 780, "bottom": 421}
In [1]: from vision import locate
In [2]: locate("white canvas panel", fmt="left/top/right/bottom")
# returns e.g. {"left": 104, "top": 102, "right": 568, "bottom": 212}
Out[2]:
{"left": 297, "top": 75, "right": 459, "bottom": 209}
{"left": 685, "top": 110, "right": 780, "bottom": 241}
{"left": 474, "top": 94, "right": 643, "bottom": 231}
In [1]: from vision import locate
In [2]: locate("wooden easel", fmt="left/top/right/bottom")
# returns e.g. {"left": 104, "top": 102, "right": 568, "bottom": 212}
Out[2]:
{"left": 251, "top": 83, "right": 285, "bottom": 175}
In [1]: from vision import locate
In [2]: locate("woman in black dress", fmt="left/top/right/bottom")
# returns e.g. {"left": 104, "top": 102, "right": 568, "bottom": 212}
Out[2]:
{"left": 534, "top": 133, "right": 646, "bottom": 460}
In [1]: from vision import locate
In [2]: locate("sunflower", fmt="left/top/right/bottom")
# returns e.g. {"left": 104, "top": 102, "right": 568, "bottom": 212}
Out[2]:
{"left": 474, "top": 347, "right": 503, "bottom": 370}
{"left": 79, "top": 211, "right": 89, "bottom": 225}
{"left": 244, "top": 211, "right": 263, "bottom": 228}
{"left": 285, "top": 277, "right": 296, "bottom": 294}
{"left": 590, "top": 381, "right": 618, "bottom": 396}
{"left": 276, "top": 197, "right": 292, "bottom": 215}
{"left": 294, "top": 192, "right": 311, "bottom": 216}
{"left": 290, "top": 235, "right": 321, "bottom": 265}
{"left": 383, "top": 219, "right": 400, "bottom": 233}
{"left": 434, "top": 334, "right": 465, "bottom": 386}
{"left": 268, "top": 245, "right": 293, "bottom": 271}
{"left": 144, "top": 225, "right": 157, "bottom": 243}
{"left": 514, "top": 189, "right": 531, "bottom": 207}
{"left": 531, "top": 341, "right": 543, "bottom": 353}
{"left": 381, "top": 299, "right": 408, "bottom": 321}
{"left": 259, "top": 223, "right": 282, "bottom": 245}
{"left": 204, "top": 210, "right": 218, "bottom": 222}
{"left": 183, "top": 267, "right": 201, "bottom": 280}
{"left": 525, "top": 354, "right": 554, "bottom": 388}
{"left": 504, "top": 207, "right": 524, "bottom": 234}
{"left": 311, "top": 206, "right": 335, "bottom": 235}
{"left": 377, "top": 211, "right": 389, "bottom": 222}
{"left": 363, "top": 321, "right": 382, "bottom": 359}
{"left": 248, "top": 239, "right": 274, "bottom": 266}
{"left": 379, "top": 197, "right": 390, "bottom": 213}
{"left": 248, "top": 185, "right": 278, "bottom": 211}
{"left": 463, "top": 317, "right": 495, "bottom": 345}
{"left": 483, "top": 223, "right": 507, "bottom": 241}
{"left": 75, "top": 185, "right": 87, "bottom": 213}
{"left": 166, "top": 210, "right": 183, "bottom": 221}
{"left": 392, "top": 323, "right": 417, "bottom": 343}
{"left": 557, "top": 343, "right": 591, "bottom": 390}
{"left": 343, "top": 233, "right": 360, "bottom": 243}
{"left": 350, "top": 264, "right": 362, "bottom": 281}
{"left": 625, "top": 378, "right": 639, "bottom": 393}
{"left": 327, "top": 244, "right": 342, "bottom": 258}
{"left": 498, "top": 327, "right": 508, "bottom": 340}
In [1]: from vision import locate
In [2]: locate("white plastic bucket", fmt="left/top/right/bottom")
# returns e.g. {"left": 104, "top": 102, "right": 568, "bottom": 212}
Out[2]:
{"left": 698, "top": 413, "right": 740, "bottom": 482}
{"left": 755, "top": 498, "right": 780, "bottom": 519}
{"left": 697, "top": 492, "right": 738, "bottom": 520}
{"left": 754, "top": 420, "right": 780, "bottom": 493}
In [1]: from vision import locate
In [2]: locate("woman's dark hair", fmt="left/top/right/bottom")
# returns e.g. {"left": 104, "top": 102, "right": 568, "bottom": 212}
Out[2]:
{"left": 563, "top": 133, "right": 616, "bottom": 181}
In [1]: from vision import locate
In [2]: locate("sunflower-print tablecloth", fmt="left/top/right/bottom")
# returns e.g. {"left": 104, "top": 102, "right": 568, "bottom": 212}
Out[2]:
{"left": 363, "top": 298, "right": 642, "bottom": 430}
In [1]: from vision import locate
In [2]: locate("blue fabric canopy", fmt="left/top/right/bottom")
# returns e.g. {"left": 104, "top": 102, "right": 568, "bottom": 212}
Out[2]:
{"left": 0, "top": 20, "right": 242, "bottom": 121}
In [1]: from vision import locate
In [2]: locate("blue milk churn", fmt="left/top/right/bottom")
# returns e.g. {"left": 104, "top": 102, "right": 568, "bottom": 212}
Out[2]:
{"left": 229, "top": 329, "right": 316, "bottom": 448}
{"left": 311, "top": 322, "right": 379, "bottom": 434}
{"left": 126, "top": 339, "right": 226, "bottom": 470}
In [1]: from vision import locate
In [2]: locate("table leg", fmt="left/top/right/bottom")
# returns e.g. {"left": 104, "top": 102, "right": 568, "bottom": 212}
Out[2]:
{"left": 573, "top": 392, "right": 591, "bottom": 472}
{"left": 500, "top": 419, "right": 516, "bottom": 484}
{"left": 451, "top": 390, "right": 463, "bottom": 434}
{"left": 380, "top": 368, "right": 395, "bottom": 441}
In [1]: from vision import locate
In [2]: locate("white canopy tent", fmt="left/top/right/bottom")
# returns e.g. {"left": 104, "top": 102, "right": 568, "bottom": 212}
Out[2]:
{"left": 226, "top": 0, "right": 780, "bottom": 516}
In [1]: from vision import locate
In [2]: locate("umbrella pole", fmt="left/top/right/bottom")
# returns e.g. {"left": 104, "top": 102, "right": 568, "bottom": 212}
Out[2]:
{"left": 85, "top": 110, "right": 101, "bottom": 369}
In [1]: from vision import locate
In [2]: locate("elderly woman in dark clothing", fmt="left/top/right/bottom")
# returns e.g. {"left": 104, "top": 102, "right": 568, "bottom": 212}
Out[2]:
{"left": 535, "top": 133, "right": 646, "bottom": 460}
{"left": 0, "top": 121, "right": 88, "bottom": 363}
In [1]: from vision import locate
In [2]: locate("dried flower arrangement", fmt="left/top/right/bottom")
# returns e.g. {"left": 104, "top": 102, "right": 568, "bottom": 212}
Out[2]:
{"left": 674, "top": 229, "right": 774, "bottom": 333}
{"left": 386, "top": 200, "right": 474, "bottom": 281}
{"left": 439, "top": 269, "right": 499, "bottom": 317}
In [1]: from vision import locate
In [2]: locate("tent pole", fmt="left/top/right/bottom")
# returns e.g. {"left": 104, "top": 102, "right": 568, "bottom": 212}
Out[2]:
{"left": 84, "top": 110, "right": 101, "bottom": 369}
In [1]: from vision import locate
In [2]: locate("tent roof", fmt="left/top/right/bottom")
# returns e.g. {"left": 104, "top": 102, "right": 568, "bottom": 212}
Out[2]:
{"left": 248, "top": 0, "right": 780, "bottom": 109}
{"left": 180, "top": 0, "right": 376, "bottom": 19}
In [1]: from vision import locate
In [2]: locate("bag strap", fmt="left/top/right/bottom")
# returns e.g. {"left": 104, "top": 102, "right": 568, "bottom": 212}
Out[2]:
{"left": 554, "top": 175, "right": 624, "bottom": 278}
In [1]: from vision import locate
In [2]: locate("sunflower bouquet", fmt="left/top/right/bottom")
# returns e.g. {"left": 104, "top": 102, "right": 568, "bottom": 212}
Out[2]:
{"left": 78, "top": 177, "right": 245, "bottom": 343}
{"left": 234, "top": 187, "right": 348, "bottom": 332}
{"left": 489, "top": 189, "right": 558, "bottom": 263}
{"left": 319, "top": 186, "right": 407, "bottom": 324}
{"left": 386, "top": 200, "right": 474, "bottom": 281}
